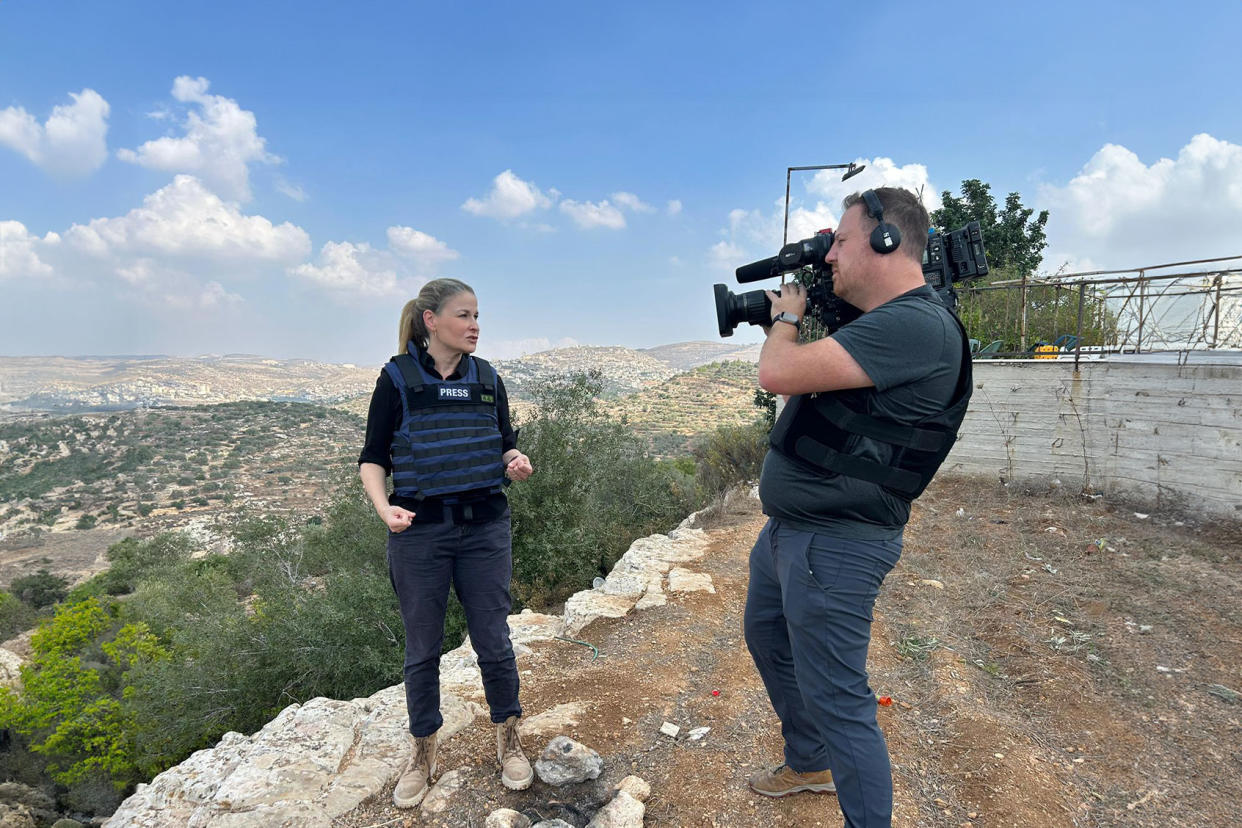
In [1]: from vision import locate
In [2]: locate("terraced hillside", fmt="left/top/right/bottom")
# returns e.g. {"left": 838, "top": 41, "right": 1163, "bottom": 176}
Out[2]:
{"left": 604, "top": 360, "right": 762, "bottom": 456}
{"left": 0, "top": 402, "right": 363, "bottom": 573}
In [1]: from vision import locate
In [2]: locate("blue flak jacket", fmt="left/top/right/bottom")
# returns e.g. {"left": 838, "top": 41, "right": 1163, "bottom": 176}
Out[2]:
{"left": 383, "top": 344, "right": 506, "bottom": 502}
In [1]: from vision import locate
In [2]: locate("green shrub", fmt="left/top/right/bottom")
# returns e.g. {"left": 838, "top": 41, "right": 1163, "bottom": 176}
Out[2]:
{"left": 692, "top": 420, "right": 769, "bottom": 498}
{"left": 0, "top": 590, "right": 37, "bottom": 639}
{"left": 508, "top": 372, "right": 697, "bottom": 608}
{"left": 10, "top": 570, "right": 69, "bottom": 609}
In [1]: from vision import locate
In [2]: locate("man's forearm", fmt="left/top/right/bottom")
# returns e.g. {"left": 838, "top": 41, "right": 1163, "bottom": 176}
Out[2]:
{"left": 758, "top": 322, "right": 800, "bottom": 392}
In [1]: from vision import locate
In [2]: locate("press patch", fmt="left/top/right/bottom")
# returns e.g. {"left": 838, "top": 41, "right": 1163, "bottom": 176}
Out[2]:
{"left": 439, "top": 386, "right": 472, "bottom": 400}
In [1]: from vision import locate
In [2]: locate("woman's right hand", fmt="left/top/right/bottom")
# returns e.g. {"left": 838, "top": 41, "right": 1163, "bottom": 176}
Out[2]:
{"left": 379, "top": 505, "right": 417, "bottom": 532}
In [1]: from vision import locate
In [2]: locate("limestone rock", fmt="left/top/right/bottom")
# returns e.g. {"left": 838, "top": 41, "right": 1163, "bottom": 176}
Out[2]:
{"left": 104, "top": 688, "right": 480, "bottom": 827}
{"left": 486, "top": 809, "right": 533, "bottom": 828}
{"left": 421, "top": 768, "right": 467, "bottom": 815}
{"left": 534, "top": 736, "right": 603, "bottom": 786}
{"left": 561, "top": 590, "right": 639, "bottom": 636}
{"left": 667, "top": 567, "right": 714, "bottom": 593}
{"left": 615, "top": 775, "right": 651, "bottom": 802}
{"left": 520, "top": 702, "right": 587, "bottom": 738}
{"left": 586, "top": 790, "right": 645, "bottom": 827}
{"left": 633, "top": 572, "right": 667, "bottom": 610}
{"left": 0, "top": 803, "right": 35, "bottom": 828}
{"left": 532, "top": 820, "right": 575, "bottom": 828}
{"left": 0, "top": 648, "right": 23, "bottom": 688}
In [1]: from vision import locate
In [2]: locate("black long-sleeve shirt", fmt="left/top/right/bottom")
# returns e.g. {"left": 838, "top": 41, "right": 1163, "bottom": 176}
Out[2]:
{"left": 358, "top": 348, "right": 517, "bottom": 521}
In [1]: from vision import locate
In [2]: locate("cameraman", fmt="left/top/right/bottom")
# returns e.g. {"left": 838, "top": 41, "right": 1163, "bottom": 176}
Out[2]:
{"left": 744, "top": 187, "right": 971, "bottom": 828}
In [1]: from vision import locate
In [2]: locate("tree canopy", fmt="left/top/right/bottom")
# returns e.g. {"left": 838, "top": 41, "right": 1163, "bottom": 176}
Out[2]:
{"left": 932, "top": 179, "right": 1050, "bottom": 277}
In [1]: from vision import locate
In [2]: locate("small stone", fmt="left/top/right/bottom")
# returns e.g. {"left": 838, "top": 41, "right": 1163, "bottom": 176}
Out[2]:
{"left": 486, "top": 809, "right": 533, "bottom": 828}
{"left": 532, "top": 820, "right": 575, "bottom": 828}
{"left": 994, "top": 753, "right": 1004, "bottom": 759}
{"left": 659, "top": 721, "right": 681, "bottom": 738}
{"left": 968, "top": 812, "right": 978, "bottom": 819}
{"left": 919, "top": 579, "right": 945, "bottom": 589}
{"left": 934, "top": 798, "right": 948, "bottom": 807}
{"left": 586, "top": 790, "right": 646, "bottom": 827}
{"left": 688, "top": 726, "right": 711, "bottom": 741}
{"left": 535, "top": 736, "right": 603, "bottom": 786}
{"left": 615, "top": 775, "right": 651, "bottom": 802}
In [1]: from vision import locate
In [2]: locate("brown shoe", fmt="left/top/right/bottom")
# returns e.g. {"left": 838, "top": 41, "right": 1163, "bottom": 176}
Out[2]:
{"left": 748, "top": 764, "right": 836, "bottom": 797}
{"left": 393, "top": 732, "right": 437, "bottom": 808}
{"left": 497, "top": 715, "right": 533, "bottom": 790}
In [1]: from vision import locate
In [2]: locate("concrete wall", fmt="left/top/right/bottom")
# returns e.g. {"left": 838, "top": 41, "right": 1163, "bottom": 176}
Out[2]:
{"left": 945, "top": 360, "right": 1242, "bottom": 518}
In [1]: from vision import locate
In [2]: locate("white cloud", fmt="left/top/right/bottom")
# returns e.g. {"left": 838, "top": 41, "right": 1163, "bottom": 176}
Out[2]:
{"left": 289, "top": 240, "right": 418, "bottom": 299}
{"left": 806, "top": 157, "right": 939, "bottom": 212}
{"left": 117, "top": 76, "right": 279, "bottom": 202}
{"left": 666, "top": 199, "right": 683, "bottom": 216}
{"left": 0, "top": 220, "right": 57, "bottom": 279}
{"left": 710, "top": 239, "right": 746, "bottom": 270}
{"left": 275, "top": 177, "right": 307, "bottom": 202}
{"left": 106, "top": 257, "right": 246, "bottom": 309}
{"left": 560, "top": 198, "right": 626, "bottom": 229}
{"left": 462, "top": 170, "right": 553, "bottom": 219}
{"left": 65, "top": 175, "right": 310, "bottom": 262}
{"left": 0, "top": 89, "right": 110, "bottom": 176}
{"left": 386, "top": 226, "right": 459, "bottom": 271}
{"left": 612, "top": 191, "right": 654, "bottom": 213}
{"left": 1039, "top": 134, "right": 1242, "bottom": 272}
{"left": 488, "top": 336, "right": 580, "bottom": 360}
{"left": 710, "top": 156, "right": 939, "bottom": 271}
{"left": 198, "top": 280, "right": 245, "bottom": 309}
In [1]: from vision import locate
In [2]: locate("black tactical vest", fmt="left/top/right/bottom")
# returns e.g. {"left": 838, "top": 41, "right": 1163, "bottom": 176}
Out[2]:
{"left": 769, "top": 313, "right": 973, "bottom": 502}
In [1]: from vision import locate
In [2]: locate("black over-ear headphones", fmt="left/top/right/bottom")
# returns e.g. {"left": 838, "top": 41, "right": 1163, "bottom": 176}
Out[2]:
{"left": 862, "top": 189, "right": 902, "bottom": 254}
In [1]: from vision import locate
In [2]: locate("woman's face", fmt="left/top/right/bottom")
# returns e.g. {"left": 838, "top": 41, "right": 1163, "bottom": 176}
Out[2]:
{"left": 427, "top": 291, "right": 479, "bottom": 354}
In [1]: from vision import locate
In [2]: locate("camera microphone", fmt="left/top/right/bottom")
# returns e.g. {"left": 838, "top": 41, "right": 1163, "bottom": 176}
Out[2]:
{"left": 735, "top": 256, "right": 780, "bottom": 284}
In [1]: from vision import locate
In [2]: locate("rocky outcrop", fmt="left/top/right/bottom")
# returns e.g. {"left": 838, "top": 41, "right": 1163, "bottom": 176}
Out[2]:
{"left": 104, "top": 515, "right": 714, "bottom": 826}
{"left": 0, "top": 647, "right": 24, "bottom": 688}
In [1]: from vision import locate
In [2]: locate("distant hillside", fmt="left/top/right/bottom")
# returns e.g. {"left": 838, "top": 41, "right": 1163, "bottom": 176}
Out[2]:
{"left": 492, "top": 345, "right": 675, "bottom": 396}
{"left": 0, "top": 355, "right": 377, "bottom": 413}
{"left": 637, "top": 341, "right": 761, "bottom": 372}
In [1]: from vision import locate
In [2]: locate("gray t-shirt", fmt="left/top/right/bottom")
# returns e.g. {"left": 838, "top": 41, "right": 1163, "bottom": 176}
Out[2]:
{"left": 759, "top": 285, "right": 965, "bottom": 539}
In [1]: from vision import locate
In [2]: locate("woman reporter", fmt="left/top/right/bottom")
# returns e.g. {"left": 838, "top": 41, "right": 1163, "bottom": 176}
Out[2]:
{"left": 357, "top": 278, "right": 534, "bottom": 808}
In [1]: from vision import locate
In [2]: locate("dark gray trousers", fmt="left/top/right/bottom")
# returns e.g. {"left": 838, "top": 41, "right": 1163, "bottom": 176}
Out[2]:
{"left": 386, "top": 511, "right": 521, "bottom": 736}
{"left": 744, "top": 518, "right": 901, "bottom": 828}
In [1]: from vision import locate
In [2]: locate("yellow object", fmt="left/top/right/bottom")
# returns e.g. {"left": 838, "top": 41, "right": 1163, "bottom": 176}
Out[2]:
{"left": 1034, "top": 344, "right": 1058, "bottom": 359}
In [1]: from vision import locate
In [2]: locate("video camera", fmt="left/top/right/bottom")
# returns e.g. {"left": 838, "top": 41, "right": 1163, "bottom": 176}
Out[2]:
{"left": 713, "top": 221, "right": 989, "bottom": 337}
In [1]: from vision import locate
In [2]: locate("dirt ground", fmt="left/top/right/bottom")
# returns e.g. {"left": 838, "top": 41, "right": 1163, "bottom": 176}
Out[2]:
{"left": 339, "top": 476, "right": 1242, "bottom": 827}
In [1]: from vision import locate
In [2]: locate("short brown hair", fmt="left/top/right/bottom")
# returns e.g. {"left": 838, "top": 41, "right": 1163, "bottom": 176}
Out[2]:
{"left": 397, "top": 278, "right": 475, "bottom": 351}
{"left": 842, "top": 187, "right": 929, "bottom": 263}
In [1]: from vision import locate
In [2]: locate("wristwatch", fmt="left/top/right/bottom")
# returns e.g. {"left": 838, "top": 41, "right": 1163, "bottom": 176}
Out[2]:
{"left": 771, "top": 311, "right": 801, "bottom": 329}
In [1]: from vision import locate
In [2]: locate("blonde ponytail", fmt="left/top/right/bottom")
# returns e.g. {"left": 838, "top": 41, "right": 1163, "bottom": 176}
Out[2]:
{"left": 397, "top": 278, "right": 475, "bottom": 352}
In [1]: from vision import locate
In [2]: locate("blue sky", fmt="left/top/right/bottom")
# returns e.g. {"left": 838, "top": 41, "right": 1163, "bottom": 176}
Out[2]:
{"left": 3, "top": 0, "right": 1241, "bottom": 364}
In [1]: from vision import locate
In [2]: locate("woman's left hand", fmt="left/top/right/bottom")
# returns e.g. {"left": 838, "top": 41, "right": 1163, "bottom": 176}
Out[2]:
{"left": 505, "top": 452, "right": 533, "bottom": 481}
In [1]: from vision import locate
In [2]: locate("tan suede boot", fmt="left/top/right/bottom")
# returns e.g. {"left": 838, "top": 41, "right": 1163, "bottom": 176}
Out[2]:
{"left": 393, "top": 732, "right": 437, "bottom": 808}
{"left": 496, "top": 715, "right": 533, "bottom": 790}
{"left": 748, "top": 764, "right": 836, "bottom": 797}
